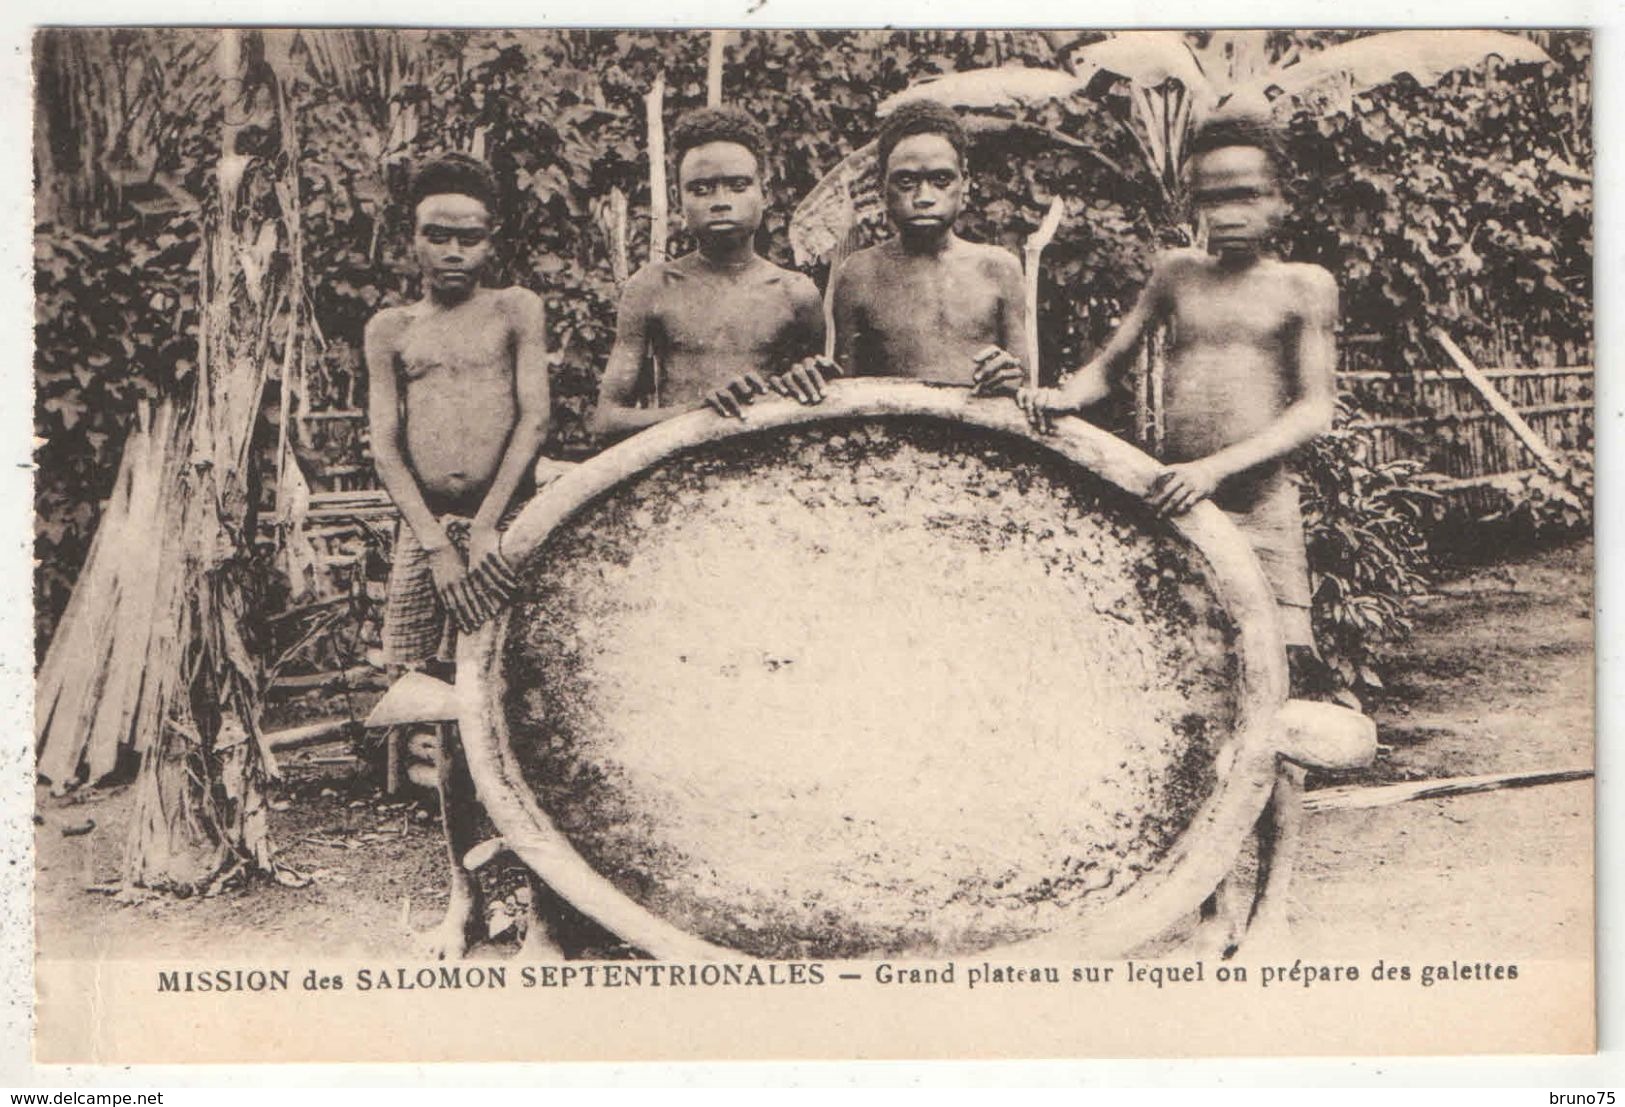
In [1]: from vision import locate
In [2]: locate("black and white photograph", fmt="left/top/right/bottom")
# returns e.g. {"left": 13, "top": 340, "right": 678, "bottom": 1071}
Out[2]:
{"left": 23, "top": 26, "right": 1595, "bottom": 1063}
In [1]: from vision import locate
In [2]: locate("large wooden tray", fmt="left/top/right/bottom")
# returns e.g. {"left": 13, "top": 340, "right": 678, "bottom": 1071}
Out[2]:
{"left": 458, "top": 380, "right": 1288, "bottom": 960}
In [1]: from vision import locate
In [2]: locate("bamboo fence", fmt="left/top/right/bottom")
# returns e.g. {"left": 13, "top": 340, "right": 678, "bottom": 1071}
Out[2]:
{"left": 1340, "top": 364, "right": 1593, "bottom": 511}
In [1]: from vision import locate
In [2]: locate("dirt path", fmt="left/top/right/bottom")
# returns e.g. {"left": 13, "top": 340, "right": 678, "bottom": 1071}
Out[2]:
{"left": 34, "top": 538, "right": 1594, "bottom": 961}
{"left": 1290, "top": 784, "right": 1592, "bottom": 959}
{"left": 1356, "top": 537, "right": 1593, "bottom": 784}
{"left": 35, "top": 765, "right": 471, "bottom": 962}
{"left": 1289, "top": 536, "right": 1593, "bottom": 958}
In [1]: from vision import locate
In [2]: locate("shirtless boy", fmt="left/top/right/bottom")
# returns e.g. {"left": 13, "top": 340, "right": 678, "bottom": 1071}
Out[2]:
{"left": 1012, "top": 111, "right": 1335, "bottom": 657}
{"left": 365, "top": 153, "right": 559, "bottom": 959}
{"left": 788, "top": 100, "right": 1027, "bottom": 394}
{"left": 590, "top": 107, "right": 825, "bottom": 441}
{"left": 1009, "top": 110, "right": 1337, "bottom": 954}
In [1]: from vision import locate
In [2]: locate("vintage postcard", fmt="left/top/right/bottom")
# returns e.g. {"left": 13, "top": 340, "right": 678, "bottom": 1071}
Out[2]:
{"left": 26, "top": 27, "right": 1594, "bottom": 1064}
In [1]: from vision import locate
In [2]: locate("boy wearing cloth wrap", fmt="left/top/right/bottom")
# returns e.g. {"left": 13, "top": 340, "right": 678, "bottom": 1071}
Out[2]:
{"left": 1009, "top": 110, "right": 1335, "bottom": 952}
{"left": 367, "top": 155, "right": 544, "bottom": 658}
{"left": 1011, "top": 111, "right": 1334, "bottom": 664}
{"left": 591, "top": 107, "right": 826, "bottom": 441}
{"left": 365, "top": 153, "right": 560, "bottom": 959}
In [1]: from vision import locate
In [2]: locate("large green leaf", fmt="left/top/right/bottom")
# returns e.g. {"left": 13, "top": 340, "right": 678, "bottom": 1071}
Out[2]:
{"left": 878, "top": 65, "right": 1088, "bottom": 116}
{"left": 1071, "top": 31, "right": 1212, "bottom": 98}
{"left": 876, "top": 35, "right": 1217, "bottom": 118}
{"left": 1233, "top": 30, "right": 1552, "bottom": 104}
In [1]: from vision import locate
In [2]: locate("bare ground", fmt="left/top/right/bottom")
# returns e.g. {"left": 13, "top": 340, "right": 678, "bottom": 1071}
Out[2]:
{"left": 1287, "top": 536, "right": 1594, "bottom": 959}
{"left": 34, "top": 537, "right": 1594, "bottom": 962}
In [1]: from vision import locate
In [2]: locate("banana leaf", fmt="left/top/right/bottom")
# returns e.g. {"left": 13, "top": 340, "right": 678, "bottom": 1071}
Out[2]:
{"left": 1233, "top": 29, "right": 1552, "bottom": 105}
{"left": 878, "top": 65, "right": 1089, "bottom": 116}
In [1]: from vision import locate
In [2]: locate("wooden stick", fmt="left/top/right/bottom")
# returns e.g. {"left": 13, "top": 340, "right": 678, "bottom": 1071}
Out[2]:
{"left": 603, "top": 186, "right": 630, "bottom": 289}
{"left": 1149, "top": 326, "right": 1165, "bottom": 456}
{"left": 1334, "top": 365, "right": 1593, "bottom": 384}
{"left": 645, "top": 74, "right": 668, "bottom": 265}
{"left": 1021, "top": 197, "right": 1065, "bottom": 387}
{"left": 35, "top": 418, "right": 129, "bottom": 777}
{"left": 823, "top": 225, "right": 859, "bottom": 361}
{"left": 1303, "top": 767, "right": 1592, "bottom": 813}
{"left": 264, "top": 718, "right": 355, "bottom": 752}
{"left": 268, "top": 594, "right": 353, "bottom": 625}
{"left": 1352, "top": 400, "right": 1591, "bottom": 432}
{"left": 309, "top": 489, "right": 393, "bottom": 504}
{"left": 1425, "top": 468, "right": 1542, "bottom": 491}
{"left": 267, "top": 665, "right": 386, "bottom": 694}
{"left": 384, "top": 724, "right": 403, "bottom": 795}
{"left": 1432, "top": 327, "right": 1565, "bottom": 477}
{"left": 645, "top": 74, "right": 669, "bottom": 407}
{"left": 706, "top": 31, "right": 728, "bottom": 107}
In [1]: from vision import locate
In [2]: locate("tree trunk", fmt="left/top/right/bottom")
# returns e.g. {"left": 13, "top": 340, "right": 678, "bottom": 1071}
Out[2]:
{"left": 122, "top": 29, "right": 302, "bottom": 894}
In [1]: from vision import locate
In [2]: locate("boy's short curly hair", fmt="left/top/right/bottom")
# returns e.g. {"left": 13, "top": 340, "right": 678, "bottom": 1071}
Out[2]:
{"left": 876, "top": 100, "right": 968, "bottom": 176}
{"left": 671, "top": 107, "right": 768, "bottom": 174}
{"left": 408, "top": 153, "right": 499, "bottom": 216}
{"left": 1187, "top": 108, "right": 1289, "bottom": 184}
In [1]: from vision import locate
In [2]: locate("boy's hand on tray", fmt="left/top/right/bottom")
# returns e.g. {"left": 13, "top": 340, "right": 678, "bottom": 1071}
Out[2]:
{"left": 1015, "top": 386, "right": 1062, "bottom": 435}
{"left": 428, "top": 543, "right": 478, "bottom": 628}
{"left": 467, "top": 522, "right": 502, "bottom": 575}
{"left": 468, "top": 523, "right": 518, "bottom": 595}
{"left": 969, "top": 345, "right": 1023, "bottom": 397}
{"left": 769, "top": 357, "right": 838, "bottom": 405}
{"left": 703, "top": 373, "right": 770, "bottom": 420}
{"left": 1147, "top": 461, "right": 1222, "bottom": 517}
{"left": 470, "top": 552, "right": 519, "bottom": 599}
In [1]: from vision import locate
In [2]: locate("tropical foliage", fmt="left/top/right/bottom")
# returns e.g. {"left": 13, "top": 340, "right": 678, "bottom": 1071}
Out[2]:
{"left": 1296, "top": 410, "right": 1441, "bottom": 705}
{"left": 1281, "top": 32, "right": 1593, "bottom": 368}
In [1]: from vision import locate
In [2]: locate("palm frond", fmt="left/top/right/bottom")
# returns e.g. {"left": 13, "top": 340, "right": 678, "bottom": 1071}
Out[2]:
{"left": 789, "top": 140, "right": 880, "bottom": 267}
{"left": 287, "top": 28, "right": 429, "bottom": 133}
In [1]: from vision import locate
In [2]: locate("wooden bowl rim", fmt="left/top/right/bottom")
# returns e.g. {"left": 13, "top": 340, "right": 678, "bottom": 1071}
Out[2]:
{"left": 458, "top": 379, "right": 1287, "bottom": 960}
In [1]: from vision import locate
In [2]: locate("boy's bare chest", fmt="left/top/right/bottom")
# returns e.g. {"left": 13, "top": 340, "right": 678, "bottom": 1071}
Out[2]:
{"left": 1168, "top": 273, "right": 1296, "bottom": 347}
{"left": 656, "top": 280, "right": 795, "bottom": 355}
{"left": 398, "top": 308, "right": 511, "bottom": 382}
{"left": 864, "top": 258, "right": 1001, "bottom": 338}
